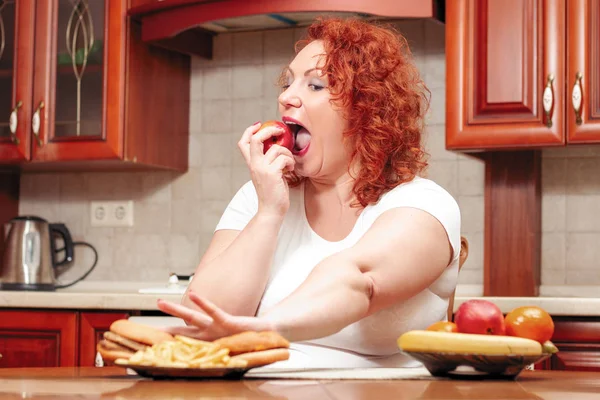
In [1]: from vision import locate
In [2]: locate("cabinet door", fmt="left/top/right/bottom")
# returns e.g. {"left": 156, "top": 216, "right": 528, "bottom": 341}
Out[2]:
{"left": 0, "top": 0, "right": 34, "bottom": 163}
{"left": 446, "top": 0, "right": 565, "bottom": 150}
{"left": 567, "top": 0, "right": 600, "bottom": 142}
{"left": 549, "top": 320, "right": 600, "bottom": 371}
{"left": 0, "top": 310, "right": 77, "bottom": 368}
{"left": 79, "top": 312, "right": 128, "bottom": 367}
{"left": 31, "top": 0, "right": 126, "bottom": 162}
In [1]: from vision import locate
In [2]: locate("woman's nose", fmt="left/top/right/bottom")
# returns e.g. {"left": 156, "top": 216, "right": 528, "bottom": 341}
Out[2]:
{"left": 278, "top": 87, "right": 301, "bottom": 109}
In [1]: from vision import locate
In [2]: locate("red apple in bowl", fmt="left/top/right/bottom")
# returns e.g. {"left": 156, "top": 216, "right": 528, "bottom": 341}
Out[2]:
{"left": 454, "top": 299, "right": 506, "bottom": 335}
{"left": 256, "top": 120, "right": 295, "bottom": 154}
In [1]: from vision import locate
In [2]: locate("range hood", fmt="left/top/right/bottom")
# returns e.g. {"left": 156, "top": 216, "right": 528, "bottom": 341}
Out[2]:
{"left": 128, "top": 0, "right": 445, "bottom": 58}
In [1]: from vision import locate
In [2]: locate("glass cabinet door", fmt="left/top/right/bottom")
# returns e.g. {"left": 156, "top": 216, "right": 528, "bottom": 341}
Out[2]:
{"left": 0, "top": 0, "right": 15, "bottom": 143}
{"left": 33, "top": 0, "right": 125, "bottom": 162}
{"left": 0, "top": 0, "right": 34, "bottom": 162}
{"left": 54, "top": 0, "right": 105, "bottom": 139}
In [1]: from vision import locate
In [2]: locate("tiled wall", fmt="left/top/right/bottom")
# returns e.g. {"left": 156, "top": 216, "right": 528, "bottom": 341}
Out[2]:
{"left": 17, "top": 20, "right": 598, "bottom": 288}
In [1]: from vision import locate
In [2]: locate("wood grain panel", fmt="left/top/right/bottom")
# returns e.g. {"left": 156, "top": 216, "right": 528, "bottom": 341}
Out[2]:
{"left": 124, "top": 21, "right": 190, "bottom": 171}
{"left": 485, "top": 0, "right": 525, "bottom": 105}
{"left": 0, "top": 171, "right": 19, "bottom": 276}
{"left": 79, "top": 312, "right": 128, "bottom": 367}
{"left": 0, "top": 310, "right": 77, "bottom": 367}
{"left": 447, "top": 0, "right": 565, "bottom": 150}
{"left": 484, "top": 151, "right": 541, "bottom": 296}
{"left": 0, "top": 0, "right": 34, "bottom": 163}
{"left": 129, "top": 0, "right": 438, "bottom": 42}
{"left": 567, "top": 0, "right": 600, "bottom": 142}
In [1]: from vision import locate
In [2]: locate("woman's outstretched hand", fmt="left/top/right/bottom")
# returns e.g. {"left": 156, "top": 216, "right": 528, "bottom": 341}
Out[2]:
{"left": 156, "top": 291, "right": 275, "bottom": 341}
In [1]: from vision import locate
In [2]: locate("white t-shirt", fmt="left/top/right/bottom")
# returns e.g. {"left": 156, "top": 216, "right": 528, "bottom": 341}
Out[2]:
{"left": 215, "top": 176, "right": 461, "bottom": 368}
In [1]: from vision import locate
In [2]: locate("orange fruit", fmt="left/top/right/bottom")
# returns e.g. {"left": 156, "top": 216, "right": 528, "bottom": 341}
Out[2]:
{"left": 426, "top": 321, "right": 459, "bottom": 333}
{"left": 505, "top": 306, "right": 554, "bottom": 344}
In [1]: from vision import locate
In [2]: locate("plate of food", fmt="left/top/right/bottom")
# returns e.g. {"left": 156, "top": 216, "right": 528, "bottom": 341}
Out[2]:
{"left": 99, "top": 320, "right": 290, "bottom": 380}
{"left": 398, "top": 330, "right": 557, "bottom": 380}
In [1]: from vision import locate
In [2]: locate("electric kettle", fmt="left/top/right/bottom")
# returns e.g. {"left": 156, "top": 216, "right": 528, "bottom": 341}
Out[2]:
{"left": 0, "top": 216, "right": 93, "bottom": 291}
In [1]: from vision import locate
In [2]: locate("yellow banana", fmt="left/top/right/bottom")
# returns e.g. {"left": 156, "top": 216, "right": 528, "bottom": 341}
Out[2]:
{"left": 398, "top": 330, "right": 542, "bottom": 356}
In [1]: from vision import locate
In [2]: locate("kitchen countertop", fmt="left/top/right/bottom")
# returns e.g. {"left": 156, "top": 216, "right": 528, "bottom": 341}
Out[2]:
{"left": 0, "top": 281, "right": 598, "bottom": 316}
{"left": 0, "top": 367, "right": 598, "bottom": 399}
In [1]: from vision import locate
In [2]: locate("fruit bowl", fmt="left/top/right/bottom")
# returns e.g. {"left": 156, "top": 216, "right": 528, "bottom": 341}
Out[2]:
{"left": 403, "top": 351, "right": 552, "bottom": 380}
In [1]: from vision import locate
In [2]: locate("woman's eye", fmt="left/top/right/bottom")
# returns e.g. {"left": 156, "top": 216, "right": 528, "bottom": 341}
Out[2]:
{"left": 309, "top": 84, "right": 324, "bottom": 91}
{"left": 281, "top": 84, "right": 291, "bottom": 90}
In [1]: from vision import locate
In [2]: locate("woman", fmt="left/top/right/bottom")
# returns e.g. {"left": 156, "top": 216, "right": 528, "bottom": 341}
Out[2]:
{"left": 157, "top": 17, "right": 461, "bottom": 368}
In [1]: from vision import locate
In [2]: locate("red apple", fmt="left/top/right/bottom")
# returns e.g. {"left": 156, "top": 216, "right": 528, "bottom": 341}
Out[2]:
{"left": 256, "top": 120, "right": 294, "bottom": 154}
{"left": 454, "top": 299, "right": 506, "bottom": 335}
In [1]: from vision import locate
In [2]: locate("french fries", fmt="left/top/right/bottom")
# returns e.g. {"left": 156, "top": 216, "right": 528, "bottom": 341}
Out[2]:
{"left": 116, "top": 335, "right": 248, "bottom": 369}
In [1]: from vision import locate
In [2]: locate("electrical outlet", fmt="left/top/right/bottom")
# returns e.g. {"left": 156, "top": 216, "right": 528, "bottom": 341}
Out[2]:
{"left": 90, "top": 201, "right": 134, "bottom": 227}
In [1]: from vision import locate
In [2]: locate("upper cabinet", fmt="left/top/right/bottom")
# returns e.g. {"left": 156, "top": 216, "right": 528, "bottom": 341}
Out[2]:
{"left": 0, "top": 0, "right": 190, "bottom": 171}
{"left": 567, "top": 0, "right": 600, "bottom": 142}
{"left": 446, "top": 0, "right": 600, "bottom": 151}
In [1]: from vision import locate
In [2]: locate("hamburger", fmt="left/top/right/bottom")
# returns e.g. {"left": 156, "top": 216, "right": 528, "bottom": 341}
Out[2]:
{"left": 98, "top": 319, "right": 290, "bottom": 368}
{"left": 97, "top": 319, "right": 175, "bottom": 363}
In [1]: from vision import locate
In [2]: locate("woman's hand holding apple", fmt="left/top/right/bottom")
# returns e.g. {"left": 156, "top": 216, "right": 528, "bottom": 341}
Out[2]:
{"left": 237, "top": 121, "right": 296, "bottom": 219}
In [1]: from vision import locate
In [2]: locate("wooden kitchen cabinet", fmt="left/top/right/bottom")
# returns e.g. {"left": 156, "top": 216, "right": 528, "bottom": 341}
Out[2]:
{"left": 79, "top": 311, "right": 129, "bottom": 367}
{"left": 0, "top": 0, "right": 190, "bottom": 171}
{"left": 535, "top": 318, "right": 600, "bottom": 372}
{"left": 447, "top": 0, "right": 600, "bottom": 150}
{"left": 0, "top": 310, "right": 77, "bottom": 368}
{"left": 0, "top": 310, "right": 127, "bottom": 368}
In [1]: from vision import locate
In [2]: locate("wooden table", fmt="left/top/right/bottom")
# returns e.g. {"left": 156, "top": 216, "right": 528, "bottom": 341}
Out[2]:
{"left": 0, "top": 367, "right": 598, "bottom": 399}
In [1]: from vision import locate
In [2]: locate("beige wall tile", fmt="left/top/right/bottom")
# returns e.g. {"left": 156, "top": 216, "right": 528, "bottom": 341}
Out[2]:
{"left": 200, "top": 200, "right": 229, "bottom": 233}
{"left": 423, "top": 124, "right": 457, "bottom": 161}
{"left": 190, "top": 58, "right": 204, "bottom": 101}
{"left": 200, "top": 133, "right": 233, "bottom": 167}
{"left": 424, "top": 21, "right": 445, "bottom": 90}
{"left": 566, "top": 158, "right": 600, "bottom": 195}
{"left": 59, "top": 173, "right": 86, "bottom": 201}
{"left": 134, "top": 202, "right": 171, "bottom": 235}
{"left": 171, "top": 199, "right": 203, "bottom": 235}
{"left": 212, "top": 33, "right": 233, "bottom": 66}
{"left": 457, "top": 269, "right": 483, "bottom": 285}
{"left": 202, "top": 99, "right": 232, "bottom": 133}
{"left": 541, "top": 233, "right": 566, "bottom": 273}
{"left": 232, "top": 98, "right": 263, "bottom": 133}
{"left": 458, "top": 196, "right": 484, "bottom": 233}
{"left": 233, "top": 32, "right": 263, "bottom": 65}
{"left": 565, "top": 270, "right": 600, "bottom": 285}
{"left": 202, "top": 67, "right": 232, "bottom": 99}
{"left": 566, "top": 232, "right": 600, "bottom": 270}
{"left": 85, "top": 172, "right": 142, "bottom": 201}
{"left": 458, "top": 158, "right": 485, "bottom": 196}
{"left": 201, "top": 167, "right": 233, "bottom": 200}
{"left": 188, "top": 135, "right": 202, "bottom": 168}
{"left": 263, "top": 64, "right": 285, "bottom": 99}
{"left": 167, "top": 234, "right": 201, "bottom": 274}
{"left": 566, "top": 195, "right": 600, "bottom": 232}
{"left": 140, "top": 172, "right": 174, "bottom": 205}
{"left": 231, "top": 166, "right": 251, "bottom": 191}
{"left": 171, "top": 168, "right": 203, "bottom": 201}
{"left": 232, "top": 65, "right": 264, "bottom": 98}
{"left": 542, "top": 157, "right": 567, "bottom": 194}
{"left": 262, "top": 97, "right": 279, "bottom": 121}
{"left": 541, "top": 268, "right": 567, "bottom": 286}
{"left": 264, "top": 28, "right": 295, "bottom": 64}
{"left": 541, "top": 194, "right": 566, "bottom": 232}
{"left": 461, "top": 232, "right": 483, "bottom": 271}
{"left": 57, "top": 233, "right": 113, "bottom": 282}
{"left": 189, "top": 100, "right": 203, "bottom": 134}
{"left": 423, "top": 160, "right": 458, "bottom": 199}
{"left": 426, "top": 87, "right": 445, "bottom": 126}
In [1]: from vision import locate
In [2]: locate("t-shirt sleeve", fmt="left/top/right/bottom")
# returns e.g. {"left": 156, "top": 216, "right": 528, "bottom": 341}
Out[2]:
{"left": 214, "top": 180, "right": 259, "bottom": 232}
{"left": 372, "top": 179, "right": 461, "bottom": 261}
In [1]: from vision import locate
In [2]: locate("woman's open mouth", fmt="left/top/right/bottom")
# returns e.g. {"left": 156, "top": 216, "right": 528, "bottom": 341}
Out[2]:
{"left": 284, "top": 119, "right": 311, "bottom": 156}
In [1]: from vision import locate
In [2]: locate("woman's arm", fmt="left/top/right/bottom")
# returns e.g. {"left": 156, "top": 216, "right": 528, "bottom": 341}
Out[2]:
{"left": 182, "top": 212, "right": 284, "bottom": 317}
{"left": 261, "top": 207, "right": 453, "bottom": 341}
{"left": 159, "top": 207, "right": 455, "bottom": 342}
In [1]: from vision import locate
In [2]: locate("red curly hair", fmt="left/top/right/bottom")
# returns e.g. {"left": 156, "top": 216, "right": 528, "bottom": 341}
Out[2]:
{"left": 284, "top": 17, "right": 430, "bottom": 208}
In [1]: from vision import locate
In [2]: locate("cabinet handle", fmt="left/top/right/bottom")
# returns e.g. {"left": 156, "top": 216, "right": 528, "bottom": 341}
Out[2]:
{"left": 572, "top": 72, "right": 583, "bottom": 125}
{"left": 32, "top": 101, "right": 44, "bottom": 147}
{"left": 9, "top": 101, "right": 22, "bottom": 145}
{"left": 542, "top": 74, "right": 554, "bottom": 128}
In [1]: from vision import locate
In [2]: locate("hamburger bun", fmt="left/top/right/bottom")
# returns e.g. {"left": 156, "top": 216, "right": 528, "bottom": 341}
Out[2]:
{"left": 110, "top": 319, "right": 175, "bottom": 346}
{"left": 229, "top": 348, "right": 290, "bottom": 368}
{"left": 214, "top": 331, "right": 289, "bottom": 356}
{"left": 97, "top": 319, "right": 174, "bottom": 363}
